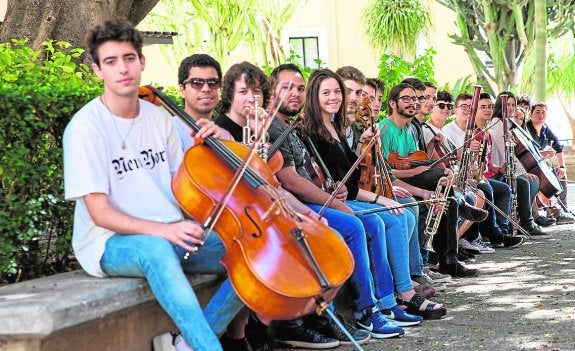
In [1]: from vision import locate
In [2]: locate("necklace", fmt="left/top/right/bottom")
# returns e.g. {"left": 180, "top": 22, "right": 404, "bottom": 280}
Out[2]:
{"left": 101, "top": 95, "right": 138, "bottom": 150}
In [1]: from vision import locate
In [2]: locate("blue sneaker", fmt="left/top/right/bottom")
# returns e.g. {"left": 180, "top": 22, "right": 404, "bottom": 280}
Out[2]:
{"left": 381, "top": 305, "right": 423, "bottom": 327}
{"left": 355, "top": 307, "right": 405, "bottom": 339}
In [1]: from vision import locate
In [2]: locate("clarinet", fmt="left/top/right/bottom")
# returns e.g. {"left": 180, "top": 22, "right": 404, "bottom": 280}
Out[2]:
{"left": 501, "top": 95, "right": 519, "bottom": 235}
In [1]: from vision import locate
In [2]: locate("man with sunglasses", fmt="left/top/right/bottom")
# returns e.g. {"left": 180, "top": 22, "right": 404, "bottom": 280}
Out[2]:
{"left": 379, "top": 83, "right": 485, "bottom": 278}
{"left": 172, "top": 54, "right": 232, "bottom": 151}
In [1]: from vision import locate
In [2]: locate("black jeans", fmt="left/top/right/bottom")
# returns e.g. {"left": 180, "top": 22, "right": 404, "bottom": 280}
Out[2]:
{"left": 402, "top": 167, "right": 458, "bottom": 265}
{"left": 493, "top": 174, "right": 539, "bottom": 228}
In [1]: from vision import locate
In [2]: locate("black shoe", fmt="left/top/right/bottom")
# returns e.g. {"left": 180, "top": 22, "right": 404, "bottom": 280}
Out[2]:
{"left": 274, "top": 322, "right": 339, "bottom": 349}
{"left": 457, "top": 247, "right": 476, "bottom": 262}
{"left": 438, "top": 260, "right": 479, "bottom": 278}
{"left": 304, "top": 313, "right": 370, "bottom": 345}
{"left": 458, "top": 202, "right": 489, "bottom": 222}
{"left": 245, "top": 313, "right": 272, "bottom": 351}
{"left": 527, "top": 225, "right": 547, "bottom": 236}
{"left": 535, "top": 215, "right": 556, "bottom": 227}
{"left": 556, "top": 212, "right": 575, "bottom": 225}
{"left": 502, "top": 235, "right": 525, "bottom": 248}
{"left": 220, "top": 334, "right": 252, "bottom": 351}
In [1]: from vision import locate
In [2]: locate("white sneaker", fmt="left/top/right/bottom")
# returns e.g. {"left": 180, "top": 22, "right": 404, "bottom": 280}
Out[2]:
{"left": 471, "top": 237, "right": 495, "bottom": 254}
{"left": 153, "top": 332, "right": 193, "bottom": 351}
{"left": 424, "top": 267, "right": 452, "bottom": 283}
{"left": 458, "top": 238, "right": 480, "bottom": 254}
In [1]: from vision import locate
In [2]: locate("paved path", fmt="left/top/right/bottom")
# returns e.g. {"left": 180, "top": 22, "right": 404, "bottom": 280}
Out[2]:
{"left": 278, "top": 195, "right": 575, "bottom": 351}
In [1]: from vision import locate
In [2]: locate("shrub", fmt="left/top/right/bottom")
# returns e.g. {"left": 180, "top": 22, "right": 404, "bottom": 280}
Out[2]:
{"left": 0, "top": 39, "right": 102, "bottom": 283}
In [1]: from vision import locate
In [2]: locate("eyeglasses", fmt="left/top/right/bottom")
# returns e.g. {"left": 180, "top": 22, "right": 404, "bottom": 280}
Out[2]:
{"left": 436, "top": 103, "right": 453, "bottom": 110}
{"left": 479, "top": 105, "right": 493, "bottom": 110}
{"left": 397, "top": 95, "right": 419, "bottom": 104}
{"left": 457, "top": 104, "right": 471, "bottom": 110}
{"left": 182, "top": 77, "right": 221, "bottom": 89}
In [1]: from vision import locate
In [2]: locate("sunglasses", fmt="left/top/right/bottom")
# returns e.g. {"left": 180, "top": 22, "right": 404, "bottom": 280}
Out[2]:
{"left": 182, "top": 77, "right": 221, "bottom": 89}
{"left": 436, "top": 103, "right": 453, "bottom": 110}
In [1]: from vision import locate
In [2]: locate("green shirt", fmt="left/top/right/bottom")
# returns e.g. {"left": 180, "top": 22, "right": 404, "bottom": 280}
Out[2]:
{"left": 379, "top": 117, "right": 418, "bottom": 158}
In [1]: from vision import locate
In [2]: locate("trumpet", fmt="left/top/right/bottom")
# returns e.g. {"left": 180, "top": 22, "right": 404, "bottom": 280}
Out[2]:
{"left": 242, "top": 95, "right": 269, "bottom": 161}
{"left": 424, "top": 176, "right": 453, "bottom": 252}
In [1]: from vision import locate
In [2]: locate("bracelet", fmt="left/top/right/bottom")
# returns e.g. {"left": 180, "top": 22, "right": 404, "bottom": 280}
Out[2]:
{"left": 371, "top": 194, "right": 380, "bottom": 204}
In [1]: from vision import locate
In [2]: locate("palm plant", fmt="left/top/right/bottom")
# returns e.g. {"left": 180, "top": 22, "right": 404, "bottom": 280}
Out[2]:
{"left": 362, "top": 0, "right": 432, "bottom": 58}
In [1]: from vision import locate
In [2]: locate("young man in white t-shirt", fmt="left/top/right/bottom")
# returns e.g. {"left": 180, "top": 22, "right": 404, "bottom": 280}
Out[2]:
{"left": 63, "top": 18, "right": 242, "bottom": 351}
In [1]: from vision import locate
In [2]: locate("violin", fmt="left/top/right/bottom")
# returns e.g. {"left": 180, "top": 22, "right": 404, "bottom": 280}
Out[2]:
{"left": 387, "top": 150, "right": 434, "bottom": 170}
{"left": 138, "top": 86, "right": 354, "bottom": 320}
{"left": 355, "top": 97, "right": 394, "bottom": 198}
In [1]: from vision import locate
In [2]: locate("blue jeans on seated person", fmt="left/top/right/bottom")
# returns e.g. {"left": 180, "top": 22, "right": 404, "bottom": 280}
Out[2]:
{"left": 101, "top": 233, "right": 244, "bottom": 351}
{"left": 346, "top": 200, "right": 413, "bottom": 305}
{"left": 395, "top": 196, "right": 422, "bottom": 277}
{"left": 306, "top": 204, "right": 382, "bottom": 312}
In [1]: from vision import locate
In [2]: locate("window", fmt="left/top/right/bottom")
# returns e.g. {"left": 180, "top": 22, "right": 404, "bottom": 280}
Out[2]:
{"left": 282, "top": 28, "right": 328, "bottom": 68}
{"left": 289, "top": 37, "right": 320, "bottom": 68}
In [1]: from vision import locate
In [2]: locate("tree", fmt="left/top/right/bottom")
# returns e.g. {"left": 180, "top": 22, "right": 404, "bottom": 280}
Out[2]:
{"left": 140, "top": 0, "right": 306, "bottom": 70}
{"left": 0, "top": 0, "right": 160, "bottom": 54}
{"left": 436, "top": 0, "right": 575, "bottom": 95}
{"left": 362, "top": 0, "right": 431, "bottom": 58}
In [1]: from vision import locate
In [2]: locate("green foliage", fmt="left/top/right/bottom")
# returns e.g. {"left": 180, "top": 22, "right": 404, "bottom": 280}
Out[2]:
{"left": 362, "top": 0, "right": 431, "bottom": 57}
{"left": 377, "top": 48, "right": 437, "bottom": 111}
{"left": 0, "top": 39, "right": 101, "bottom": 283}
{"left": 440, "top": 75, "right": 475, "bottom": 100}
{"left": 261, "top": 50, "right": 327, "bottom": 81}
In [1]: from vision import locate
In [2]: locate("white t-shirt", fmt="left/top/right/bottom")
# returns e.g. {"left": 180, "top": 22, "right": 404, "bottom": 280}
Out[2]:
{"left": 442, "top": 121, "right": 466, "bottom": 148}
{"left": 488, "top": 118, "right": 526, "bottom": 175}
{"left": 64, "top": 97, "right": 184, "bottom": 277}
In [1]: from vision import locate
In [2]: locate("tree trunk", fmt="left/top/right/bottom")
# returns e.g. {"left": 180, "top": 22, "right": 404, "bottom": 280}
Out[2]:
{"left": 533, "top": 0, "right": 547, "bottom": 101}
{"left": 0, "top": 0, "right": 159, "bottom": 58}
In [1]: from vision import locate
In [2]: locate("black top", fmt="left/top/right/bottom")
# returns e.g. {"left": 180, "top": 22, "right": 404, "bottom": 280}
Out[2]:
{"left": 308, "top": 135, "right": 360, "bottom": 200}
{"left": 214, "top": 113, "right": 243, "bottom": 142}
{"left": 526, "top": 120, "right": 564, "bottom": 153}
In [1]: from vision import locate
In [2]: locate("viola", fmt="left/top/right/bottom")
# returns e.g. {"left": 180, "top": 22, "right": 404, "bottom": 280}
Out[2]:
{"left": 138, "top": 86, "right": 354, "bottom": 320}
{"left": 355, "top": 97, "right": 394, "bottom": 198}
{"left": 387, "top": 150, "right": 434, "bottom": 170}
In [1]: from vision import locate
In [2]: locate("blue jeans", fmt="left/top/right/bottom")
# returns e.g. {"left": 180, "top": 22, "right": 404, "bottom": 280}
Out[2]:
{"left": 101, "top": 233, "right": 244, "bottom": 351}
{"left": 306, "top": 204, "right": 380, "bottom": 312}
{"left": 347, "top": 200, "right": 413, "bottom": 304}
{"left": 396, "top": 196, "right": 422, "bottom": 276}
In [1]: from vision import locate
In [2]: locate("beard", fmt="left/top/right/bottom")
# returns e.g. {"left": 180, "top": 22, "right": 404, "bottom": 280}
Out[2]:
{"left": 277, "top": 102, "right": 302, "bottom": 117}
{"left": 397, "top": 106, "right": 415, "bottom": 119}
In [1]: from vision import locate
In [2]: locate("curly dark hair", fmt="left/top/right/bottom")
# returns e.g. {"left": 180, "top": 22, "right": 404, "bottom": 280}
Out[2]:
{"left": 215, "top": 61, "right": 271, "bottom": 115}
{"left": 86, "top": 17, "right": 143, "bottom": 67}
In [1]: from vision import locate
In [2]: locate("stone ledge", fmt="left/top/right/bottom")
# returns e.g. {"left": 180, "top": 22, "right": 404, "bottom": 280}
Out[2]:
{"left": 0, "top": 270, "right": 221, "bottom": 339}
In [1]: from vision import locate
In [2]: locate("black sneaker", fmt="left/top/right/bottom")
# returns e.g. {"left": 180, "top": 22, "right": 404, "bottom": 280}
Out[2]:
{"left": 245, "top": 313, "right": 272, "bottom": 351}
{"left": 457, "top": 248, "right": 476, "bottom": 262}
{"left": 458, "top": 201, "right": 489, "bottom": 222}
{"left": 438, "top": 260, "right": 479, "bottom": 278}
{"left": 220, "top": 333, "right": 251, "bottom": 351}
{"left": 502, "top": 235, "right": 525, "bottom": 249}
{"left": 304, "top": 313, "right": 371, "bottom": 345}
{"left": 535, "top": 215, "right": 556, "bottom": 227}
{"left": 274, "top": 323, "right": 339, "bottom": 349}
{"left": 527, "top": 225, "right": 547, "bottom": 236}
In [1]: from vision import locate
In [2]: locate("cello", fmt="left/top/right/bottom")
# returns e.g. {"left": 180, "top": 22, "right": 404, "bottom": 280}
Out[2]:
{"left": 511, "top": 119, "right": 562, "bottom": 198}
{"left": 139, "top": 86, "right": 354, "bottom": 320}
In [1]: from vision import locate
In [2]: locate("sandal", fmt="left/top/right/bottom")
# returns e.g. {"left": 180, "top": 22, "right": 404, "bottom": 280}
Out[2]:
{"left": 397, "top": 294, "right": 447, "bottom": 320}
